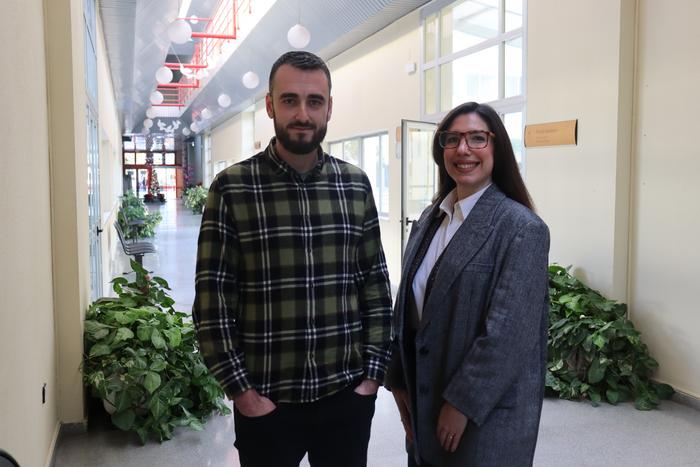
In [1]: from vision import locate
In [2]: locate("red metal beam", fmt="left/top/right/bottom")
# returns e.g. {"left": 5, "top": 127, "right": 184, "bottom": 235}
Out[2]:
{"left": 191, "top": 32, "right": 237, "bottom": 39}
{"left": 157, "top": 83, "right": 199, "bottom": 88}
{"left": 164, "top": 63, "right": 208, "bottom": 69}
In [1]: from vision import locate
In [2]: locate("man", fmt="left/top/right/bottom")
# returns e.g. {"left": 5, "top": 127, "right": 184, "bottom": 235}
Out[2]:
{"left": 193, "top": 51, "right": 392, "bottom": 467}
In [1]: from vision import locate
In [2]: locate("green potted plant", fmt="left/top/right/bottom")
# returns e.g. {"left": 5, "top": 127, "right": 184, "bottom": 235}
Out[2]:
{"left": 82, "top": 261, "right": 230, "bottom": 443}
{"left": 546, "top": 264, "right": 674, "bottom": 410}
{"left": 183, "top": 185, "right": 208, "bottom": 214}
{"left": 118, "top": 191, "right": 162, "bottom": 239}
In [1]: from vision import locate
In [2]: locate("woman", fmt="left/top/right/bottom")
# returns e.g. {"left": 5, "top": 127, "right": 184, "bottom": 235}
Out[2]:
{"left": 386, "top": 102, "right": 550, "bottom": 467}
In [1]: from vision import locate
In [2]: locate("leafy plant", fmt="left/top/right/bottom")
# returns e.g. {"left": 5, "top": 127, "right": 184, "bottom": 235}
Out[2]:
{"left": 183, "top": 185, "right": 208, "bottom": 214}
{"left": 82, "top": 261, "right": 230, "bottom": 443}
{"left": 546, "top": 264, "right": 674, "bottom": 410}
{"left": 118, "top": 191, "right": 162, "bottom": 239}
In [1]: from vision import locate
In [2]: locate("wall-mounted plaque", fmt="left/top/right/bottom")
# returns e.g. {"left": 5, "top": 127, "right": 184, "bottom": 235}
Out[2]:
{"left": 524, "top": 119, "right": 577, "bottom": 148}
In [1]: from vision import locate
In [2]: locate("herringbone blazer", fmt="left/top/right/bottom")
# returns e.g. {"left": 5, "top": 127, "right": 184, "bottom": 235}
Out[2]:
{"left": 386, "top": 184, "right": 550, "bottom": 466}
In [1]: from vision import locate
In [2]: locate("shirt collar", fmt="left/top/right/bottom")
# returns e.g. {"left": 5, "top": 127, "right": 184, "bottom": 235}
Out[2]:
{"left": 439, "top": 183, "right": 492, "bottom": 221}
{"left": 265, "top": 137, "right": 326, "bottom": 180}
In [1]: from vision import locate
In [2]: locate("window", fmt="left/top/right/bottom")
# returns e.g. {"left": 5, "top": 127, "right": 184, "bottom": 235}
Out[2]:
{"left": 328, "top": 133, "right": 390, "bottom": 218}
{"left": 422, "top": 0, "right": 525, "bottom": 169}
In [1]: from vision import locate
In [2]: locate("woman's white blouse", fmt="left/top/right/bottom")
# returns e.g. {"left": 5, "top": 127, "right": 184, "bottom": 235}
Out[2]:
{"left": 412, "top": 184, "right": 491, "bottom": 319}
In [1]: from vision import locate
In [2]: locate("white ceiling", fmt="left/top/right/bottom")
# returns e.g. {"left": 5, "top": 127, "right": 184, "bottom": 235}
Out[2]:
{"left": 98, "top": 0, "right": 431, "bottom": 137}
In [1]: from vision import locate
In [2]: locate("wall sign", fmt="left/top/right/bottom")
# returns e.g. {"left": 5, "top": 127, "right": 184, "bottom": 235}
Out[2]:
{"left": 524, "top": 119, "right": 578, "bottom": 147}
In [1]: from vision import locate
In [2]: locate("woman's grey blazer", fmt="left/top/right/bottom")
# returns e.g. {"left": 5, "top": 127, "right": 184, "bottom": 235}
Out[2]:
{"left": 386, "top": 184, "right": 550, "bottom": 467}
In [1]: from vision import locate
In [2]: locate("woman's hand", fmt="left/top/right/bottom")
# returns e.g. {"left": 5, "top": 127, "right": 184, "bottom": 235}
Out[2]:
{"left": 437, "top": 401, "right": 468, "bottom": 452}
{"left": 392, "top": 388, "right": 414, "bottom": 443}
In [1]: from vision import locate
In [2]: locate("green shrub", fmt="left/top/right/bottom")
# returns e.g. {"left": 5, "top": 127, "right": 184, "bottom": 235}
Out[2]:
{"left": 118, "top": 191, "right": 162, "bottom": 239}
{"left": 183, "top": 185, "right": 208, "bottom": 214}
{"left": 82, "top": 261, "right": 230, "bottom": 443}
{"left": 547, "top": 264, "right": 674, "bottom": 410}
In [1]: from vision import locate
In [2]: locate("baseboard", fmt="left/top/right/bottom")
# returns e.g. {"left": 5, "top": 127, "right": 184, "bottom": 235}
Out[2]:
{"left": 671, "top": 389, "right": 700, "bottom": 411}
{"left": 46, "top": 422, "right": 87, "bottom": 467}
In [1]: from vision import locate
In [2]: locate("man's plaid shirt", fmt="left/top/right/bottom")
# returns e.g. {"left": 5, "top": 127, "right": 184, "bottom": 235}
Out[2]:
{"left": 193, "top": 139, "right": 393, "bottom": 403}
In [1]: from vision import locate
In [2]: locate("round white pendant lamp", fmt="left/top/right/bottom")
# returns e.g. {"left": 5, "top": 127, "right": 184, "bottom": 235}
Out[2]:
{"left": 190, "top": 122, "right": 199, "bottom": 133}
{"left": 155, "top": 66, "right": 173, "bottom": 84}
{"left": 201, "top": 108, "right": 212, "bottom": 120}
{"left": 241, "top": 71, "right": 260, "bottom": 89}
{"left": 218, "top": 94, "right": 232, "bottom": 108}
{"left": 190, "top": 15, "right": 199, "bottom": 25}
{"left": 182, "top": 127, "right": 191, "bottom": 136}
{"left": 167, "top": 19, "right": 192, "bottom": 44}
{"left": 149, "top": 91, "right": 164, "bottom": 105}
{"left": 146, "top": 107, "right": 157, "bottom": 119}
{"left": 287, "top": 24, "right": 310, "bottom": 48}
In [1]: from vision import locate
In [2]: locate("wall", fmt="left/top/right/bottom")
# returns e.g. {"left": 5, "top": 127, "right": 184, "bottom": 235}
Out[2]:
{"left": 0, "top": 1, "right": 59, "bottom": 466}
{"left": 211, "top": 113, "right": 242, "bottom": 170}
{"left": 629, "top": 0, "right": 700, "bottom": 398}
{"left": 45, "top": 0, "right": 91, "bottom": 426}
{"left": 254, "top": 98, "right": 274, "bottom": 149}
{"left": 527, "top": 0, "right": 700, "bottom": 398}
{"left": 97, "top": 12, "right": 123, "bottom": 295}
{"left": 325, "top": 10, "right": 422, "bottom": 284}
{"left": 526, "top": 0, "right": 635, "bottom": 302}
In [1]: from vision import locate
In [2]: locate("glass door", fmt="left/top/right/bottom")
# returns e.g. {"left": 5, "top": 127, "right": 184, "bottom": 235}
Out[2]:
{"left": 87, "top": 106, "right": 102, "bottom": 300}
{"left": 400, "top": 119, "right": 438, "bottom": 258}
{"left": 137, "top": 169, "right": 149, "bottom": 198}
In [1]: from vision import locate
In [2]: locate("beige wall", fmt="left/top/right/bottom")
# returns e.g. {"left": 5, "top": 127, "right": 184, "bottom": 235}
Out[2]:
{"left": 97, "top": 12, "right": 123, "bottom": 295}
{"left": 0, "top": 1, "right": 59, "bottom": 466}
{"left": 254, "top": 98, "right": 275, "bottom": 149}
{"left": 211, "top": 113, "right": 242, "bottom": 169}
{"left": 45, "top": 0, "right": 91, "bottom": 426}
{"left": 527, "top": 0, "right": 700, "bottom": 398}
{"left": 526, "top": 0, "right": 635, "bottom": 302}
{"left": 326, "top": 10, "right": 422, "bottom": 284}
{"left": 629, "top": 0, "right": 700, "bottom": 398}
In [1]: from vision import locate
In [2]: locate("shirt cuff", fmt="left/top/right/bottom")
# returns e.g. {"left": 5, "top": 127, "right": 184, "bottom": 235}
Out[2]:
{"left": 208, "top": 357, "right": 253, "bottom": 399}
{"left": 363, "top": 355, "right": 389, "bottom": 382}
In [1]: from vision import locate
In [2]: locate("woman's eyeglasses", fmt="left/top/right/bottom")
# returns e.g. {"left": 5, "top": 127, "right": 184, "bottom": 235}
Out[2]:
{"left": 437, "top": 130, "right": 495, "bottom": 149}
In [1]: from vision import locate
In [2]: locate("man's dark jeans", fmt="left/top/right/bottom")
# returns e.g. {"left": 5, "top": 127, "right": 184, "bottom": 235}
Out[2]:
{"left": 233, "top": 384, "right": 376, "bottom": 467}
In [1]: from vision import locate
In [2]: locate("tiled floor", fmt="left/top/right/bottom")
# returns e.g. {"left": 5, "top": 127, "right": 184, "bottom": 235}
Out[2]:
{"left": 56, "top": 200, "right": 700, "bottom": 467}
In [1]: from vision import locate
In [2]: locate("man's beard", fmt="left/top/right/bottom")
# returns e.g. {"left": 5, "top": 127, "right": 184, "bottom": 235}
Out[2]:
{"left": 274, "top": 119, "right": 327, "bottom": 156}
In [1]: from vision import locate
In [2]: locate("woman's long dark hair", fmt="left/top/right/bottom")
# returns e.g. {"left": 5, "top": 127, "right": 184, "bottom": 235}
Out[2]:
{"left": 432, "top": 102, "right": 534, "bottom": 210}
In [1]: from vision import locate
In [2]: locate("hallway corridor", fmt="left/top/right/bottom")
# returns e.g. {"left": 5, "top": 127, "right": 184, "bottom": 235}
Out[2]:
{"left": 51, "top": 199, "right": 700, "bottom": 467}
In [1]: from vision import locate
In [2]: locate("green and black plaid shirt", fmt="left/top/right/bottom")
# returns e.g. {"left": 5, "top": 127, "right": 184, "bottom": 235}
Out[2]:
{"left": 193, "top": 139, "right": 392, "bottom": 403}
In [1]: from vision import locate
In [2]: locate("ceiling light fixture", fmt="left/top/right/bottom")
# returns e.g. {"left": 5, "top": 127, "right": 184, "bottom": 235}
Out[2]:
{"left": 242, "top": 71, "right": 260, "bottom": 89}
{"left": 149, "top": 91, "right": 164, "bottom": 105}
{"left": 218, "top": 94, "right": 232, "bottom": 108}
{"left": 287, "top": 0, "right": 311, "bottom": 49}
{"left": 287, "top": 24, "right": 310, "bottom": 48}
{"left": 155, "top": 66, "right": 173, "bottom": 84}
{"left": 167, "top": 19, "right": 192, "bottom": 44}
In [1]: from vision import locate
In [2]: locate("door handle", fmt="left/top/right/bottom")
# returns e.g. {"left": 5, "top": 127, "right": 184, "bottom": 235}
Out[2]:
{"left": 404, "top": 217, "right": 415, "bottom": 225}
{"left": 96, "top": 226, "right": 103, "bottom": 235}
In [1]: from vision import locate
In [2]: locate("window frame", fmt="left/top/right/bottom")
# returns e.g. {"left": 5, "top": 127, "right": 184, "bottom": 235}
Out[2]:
{"left": 327, "top": 131, "right": 391, "bottom": 219}
{"left": 420, "top": 0, "right": 527, "bottom": 171}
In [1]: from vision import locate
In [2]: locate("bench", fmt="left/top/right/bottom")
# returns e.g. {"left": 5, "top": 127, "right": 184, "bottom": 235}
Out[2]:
{"left": 114, "top": 221, "right": 156, "bottom": 266}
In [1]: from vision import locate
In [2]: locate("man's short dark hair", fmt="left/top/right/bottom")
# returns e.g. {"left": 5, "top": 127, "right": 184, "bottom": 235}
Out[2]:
{"left": 268, "top": 51, "right": 332, "bottom": 94}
